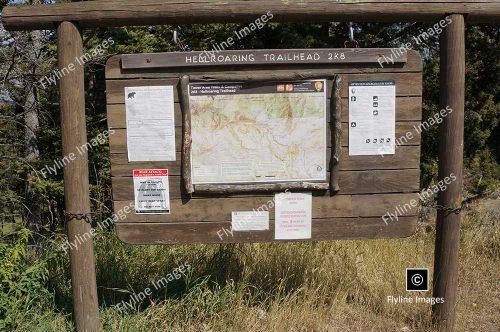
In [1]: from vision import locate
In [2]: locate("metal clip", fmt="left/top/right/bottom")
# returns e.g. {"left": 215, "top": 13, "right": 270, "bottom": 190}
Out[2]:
{"left": 172, "top": 26, "right": 190, "bottom": 52}
{"left": 344, "top": 22, "right": 359, "bottom": 48}
{"left": 172, "top": 27, "right": 179, "bottom": 45}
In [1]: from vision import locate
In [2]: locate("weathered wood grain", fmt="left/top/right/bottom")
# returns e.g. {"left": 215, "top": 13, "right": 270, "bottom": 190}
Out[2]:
{"left": 111, "top": 168, "right": 420, "bottom": 200}
{"left": 114, "top": 192, "right": 419, "bottom": 223}
{"left": 110, "top": 145, "right": 420, "bottom": 177}
{"left": 178, "top": 75, "right": 194, "bottom": 194}
{"left": 58, "top": 21, "right": 100, "bottom": 332}
{"left": 432, "top": 14, "right": 465, "bottom": 331}
{"left": 106, "top": 51, "right": 423, "bottom": 80}
{"left": 122, "top": 49, "right": 407, "bottom": 69}
{"left": 4, "top": 0, "right": 499, "bottom": 31}
{"left": 105, "top": 73, "right": 421, "bottom": 104}
{"left": 194, "top": 182, "right": 330, "bottom": 193}
{"left": 330, "top": 75, "right": 342, "bottom": 192}
{"left": 339, "top": 145, "right": 420, "bottom": 171}
{"left": 116, "top": 216, "right": 417, "bottom": 244}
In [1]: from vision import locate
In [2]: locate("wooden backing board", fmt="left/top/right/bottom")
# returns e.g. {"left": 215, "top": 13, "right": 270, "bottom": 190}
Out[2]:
{"left": 106, "top": 49, "right": 423, "bottom": 244}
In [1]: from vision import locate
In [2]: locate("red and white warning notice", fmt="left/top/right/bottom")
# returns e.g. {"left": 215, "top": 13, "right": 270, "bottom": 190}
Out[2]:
{"left": 133, "top": 169, "right": 170, "bottom": 214}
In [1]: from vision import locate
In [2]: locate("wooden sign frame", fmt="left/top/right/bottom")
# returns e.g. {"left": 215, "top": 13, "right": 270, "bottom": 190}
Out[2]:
{"left": 106, "top": 48, "right": 423, "bottom": 245}
{"left": 178, "top": 74, "right": 340, "bottom": 195}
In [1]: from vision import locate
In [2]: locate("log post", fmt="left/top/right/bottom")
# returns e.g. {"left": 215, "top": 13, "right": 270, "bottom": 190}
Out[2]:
{"left": 432, "top": 14, "right": 465, "bottom": 331}
{"left": 58, "top": 21, "right": 101, "bottom": 331}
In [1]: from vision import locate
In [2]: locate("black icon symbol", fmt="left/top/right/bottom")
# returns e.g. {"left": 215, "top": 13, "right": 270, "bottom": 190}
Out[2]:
{"left": 351, "top": 96, "right": 357, "bottom": 102}
{"left": 406, "top": 268, "right": 429, "bottom": 291}
{"left": 373, "top": 110, "right": 379, "bottom": 115}
{"left": 127, "top": 92, "right": 136, "bottom": 99}
{"left": 373, "top": 138, "right": 378, "bottom": 143}
{"left": 373, "top": 102, "right": 378, "bottom": 107}
{"left": 365, "top": 139, "right": 370, "bottom": 143}
{"left": 351, "top": 122, "right": 356, "bottom": 127}
{"left": 373, "top": 96, "right": 378, "bottom": 101}
{"left": 386, "top": 138, "right": 391, "bottom": 142}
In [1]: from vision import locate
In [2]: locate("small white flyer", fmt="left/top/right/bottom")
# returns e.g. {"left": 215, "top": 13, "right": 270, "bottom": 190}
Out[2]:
{"left": 133, "top": 169, "right": 170, "bottom": 214}
{"left": 275, "top": 192, "right": 312, "bottom": 240}
{"left": 349, "top": 81, "right": 396, "bottom": 156}
{"left": 125, "top": 86, "right": 176, "bottom": 162}
{"left": 231, "top": 211, "right": 269, "bottom": 231}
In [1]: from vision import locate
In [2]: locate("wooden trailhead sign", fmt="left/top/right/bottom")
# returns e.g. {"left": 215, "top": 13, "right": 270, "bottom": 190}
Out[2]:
{"left": 106, "top": 48, "right": 423, "bottom": 244}
{"left": 7, "top": 1, "right": 496, "bottom": 330}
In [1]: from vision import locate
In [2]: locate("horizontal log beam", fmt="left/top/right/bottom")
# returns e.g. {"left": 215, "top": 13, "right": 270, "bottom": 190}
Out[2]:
{"left": 2, "top": 0, "right": 500, "bottom": 31}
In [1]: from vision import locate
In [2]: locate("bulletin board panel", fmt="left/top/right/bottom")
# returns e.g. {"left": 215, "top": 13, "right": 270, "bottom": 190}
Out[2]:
{"left": 105, "top": 49, "right": 423, "bottom": 244}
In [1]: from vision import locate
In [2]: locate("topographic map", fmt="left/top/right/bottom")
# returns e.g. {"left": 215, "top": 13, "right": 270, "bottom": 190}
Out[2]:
{"left": 189, "top": 80, "right": 327, "bottom": 184}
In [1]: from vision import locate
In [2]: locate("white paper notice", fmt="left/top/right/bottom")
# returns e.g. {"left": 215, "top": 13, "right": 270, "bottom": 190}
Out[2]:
{"left": 348, "top": 81, "right": 396, "bottom": 156}
{"left": 125, "top": 86, "right": 176, "bottom": 161}
{"left": 231, "top": 211, "right": 269, "bottom": 231}
{"left": 275, "top": 192, "right": 312, "bottom": 240}
{"left": 133, "top": 169, "right": 170, "bottom": 214}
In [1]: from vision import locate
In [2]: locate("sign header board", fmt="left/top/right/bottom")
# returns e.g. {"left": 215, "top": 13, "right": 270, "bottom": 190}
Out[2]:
{"left": 121, "top": 48, "right": 408, "bottom": 69}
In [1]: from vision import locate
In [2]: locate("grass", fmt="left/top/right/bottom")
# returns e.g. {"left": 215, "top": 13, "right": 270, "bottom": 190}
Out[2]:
{"left": 12, "top": 198, "right": 499, "bottom": 332}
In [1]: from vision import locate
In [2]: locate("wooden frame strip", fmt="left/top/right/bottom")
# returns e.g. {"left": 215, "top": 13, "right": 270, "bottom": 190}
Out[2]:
{"left": 330, "top": 75, "right": 342, "bottom": 193}
{"left": 178, "top": 75, "right": 194, "bottom": 194}
{"left": 180, "top": 73, "right": 337, "bottom": 194}
{"left": 195, "top": 182, "right": 330, "bottom": 193}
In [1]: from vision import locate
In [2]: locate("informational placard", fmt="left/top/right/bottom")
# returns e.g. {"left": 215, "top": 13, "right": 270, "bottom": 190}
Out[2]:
{"left": 125, "top": 86, "right": 176, "bottom": 161}
{"left": 348, "top": 81, "right": 396, "bottom": 156}
{"left": 231, "top": 211, "right": 269, "bottom": 231}
{"left": 133, "top": 169, "right": 170, "bottom": 214}
{"left": 189, "top": 80, "right": 327, "bottom": 184}
{"left": 275, "top": 192, "right": 312, "bottom": 240}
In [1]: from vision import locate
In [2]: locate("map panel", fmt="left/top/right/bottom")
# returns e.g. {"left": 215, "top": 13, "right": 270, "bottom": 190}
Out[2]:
{"left": 189, "top": 80, "right": 327, "bottom": 184}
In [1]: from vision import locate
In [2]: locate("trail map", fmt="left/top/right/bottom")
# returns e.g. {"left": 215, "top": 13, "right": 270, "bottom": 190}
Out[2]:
{"left": 189, "top": 80, "right": 327, "bottom": 184}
